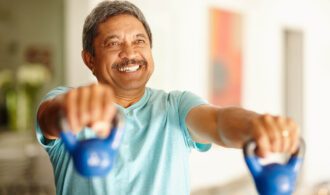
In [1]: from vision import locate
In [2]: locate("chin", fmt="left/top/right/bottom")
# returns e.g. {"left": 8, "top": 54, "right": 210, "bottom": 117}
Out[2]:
{"left": 121, "top": 82, "right": 147, "bottom": 91}
{"left": 120, "top": 76, "right": 151, "bottom": 90}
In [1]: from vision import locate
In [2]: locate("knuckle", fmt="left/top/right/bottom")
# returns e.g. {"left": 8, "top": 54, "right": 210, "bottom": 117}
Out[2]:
{"left": 252, "top": 115, "right": 261, "bottom": 123}
{"left": 90, "top": 83, "right": 98, "bottom": 88}
{"left": 279, "top": 117, "right": 287, "bottom": 127}
{"left": 262, "top": 114, "right": 272, "bottom": 122}
{"left": 89, "top": 83, "right": 99, "bottom": 92}
{"left": 274, "top": 116, "right": 280, "bottom": 123}
{"left": 80, "top": 86, "right": 89, "bottom": 95}
{"left": 65, "top": 91, "right": 73, "bottom": 101}
{"left": 264, "top": 113, "right": 272, "bottom": 118}
{"left": 286, "top": 117, "right": 295, "bottom": 125}
{"left": 96, "top": 83, "right": 103, "bottom": 90}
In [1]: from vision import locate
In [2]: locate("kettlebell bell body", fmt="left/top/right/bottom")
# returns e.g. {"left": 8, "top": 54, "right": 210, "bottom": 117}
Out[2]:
{"left": 60, "top": 116, "right": 124, "bottom": 177}
{"left": 244, "top": 139, "right": 305, "bottom": 195}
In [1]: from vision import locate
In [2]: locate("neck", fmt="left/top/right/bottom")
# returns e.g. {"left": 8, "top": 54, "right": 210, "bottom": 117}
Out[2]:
{"left": 114, "top": 88, "right": 146, "bottom": 108}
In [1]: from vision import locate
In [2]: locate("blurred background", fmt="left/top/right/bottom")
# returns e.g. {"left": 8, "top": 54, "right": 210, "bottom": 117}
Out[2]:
{"left": 0, "top": 0, "right": 329, "bottom": 194}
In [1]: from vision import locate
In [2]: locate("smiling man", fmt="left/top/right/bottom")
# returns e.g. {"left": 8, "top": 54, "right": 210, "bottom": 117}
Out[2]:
{"left": 36, "top": 1, "right": 300, "bottom": 195}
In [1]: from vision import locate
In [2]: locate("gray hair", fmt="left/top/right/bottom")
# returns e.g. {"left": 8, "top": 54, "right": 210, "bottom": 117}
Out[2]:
{"left": 82, "top": 0, "right": 153, "bottom": 56}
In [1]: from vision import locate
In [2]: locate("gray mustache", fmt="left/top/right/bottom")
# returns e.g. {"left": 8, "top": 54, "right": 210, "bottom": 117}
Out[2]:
{"left": 112, "top": 58, "right": 147, "bottom": 69}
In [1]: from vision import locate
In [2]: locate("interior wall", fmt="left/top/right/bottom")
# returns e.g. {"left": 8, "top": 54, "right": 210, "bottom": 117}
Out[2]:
{"left": 64, "top": 0, "right": 96, "bottom": 87}
{"left": 0, "top": 0, "right": 64, "bottom": 86}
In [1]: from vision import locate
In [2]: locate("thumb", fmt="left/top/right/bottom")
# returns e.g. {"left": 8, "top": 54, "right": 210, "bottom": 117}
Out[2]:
{"left": 91, "top": 121, "right": 111, "bottom": 138}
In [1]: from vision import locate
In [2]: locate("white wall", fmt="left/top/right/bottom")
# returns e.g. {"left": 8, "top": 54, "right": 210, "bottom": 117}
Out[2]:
{"left": 65, "top": 0, "right": 330, "bottom": 191}
{"left": 65, "top": 0, "right": 96, "bottom": 87}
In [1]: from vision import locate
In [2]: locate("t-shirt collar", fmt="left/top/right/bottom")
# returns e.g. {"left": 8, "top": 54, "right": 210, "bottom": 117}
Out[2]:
{"left": 115, "top": 88, "right": 150, "bottom": 113}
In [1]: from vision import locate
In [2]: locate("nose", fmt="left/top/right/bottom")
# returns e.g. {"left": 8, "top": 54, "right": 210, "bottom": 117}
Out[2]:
{"left": 119, "top": 44, "right": 136, "bottom": 59}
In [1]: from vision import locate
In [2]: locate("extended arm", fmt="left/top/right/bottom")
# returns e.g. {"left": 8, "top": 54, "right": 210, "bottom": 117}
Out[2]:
{"left": 186, "top": 105, "right": 300, "bottom": 157}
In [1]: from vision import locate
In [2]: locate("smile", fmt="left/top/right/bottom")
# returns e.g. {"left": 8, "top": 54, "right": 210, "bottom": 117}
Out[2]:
{"left": 118, "top": 65, "right": 141, "bottom": 73}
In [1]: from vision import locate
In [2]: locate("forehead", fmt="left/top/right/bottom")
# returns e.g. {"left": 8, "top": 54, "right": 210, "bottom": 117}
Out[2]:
{"left": 97, "top": 14, "right": 147, "bottom": 37}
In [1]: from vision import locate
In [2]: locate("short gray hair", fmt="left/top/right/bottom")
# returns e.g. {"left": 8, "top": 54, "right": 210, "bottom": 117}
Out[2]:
{"left": 82, "top": 0, "right": 153, "bottom": 56}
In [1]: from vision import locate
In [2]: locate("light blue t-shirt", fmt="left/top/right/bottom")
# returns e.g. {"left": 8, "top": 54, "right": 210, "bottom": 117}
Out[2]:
{"left": 35, "top": 87, "right": 211, "bottom": 195}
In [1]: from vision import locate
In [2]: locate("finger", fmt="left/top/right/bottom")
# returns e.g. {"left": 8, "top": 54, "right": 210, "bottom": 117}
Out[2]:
{"left": 102, "top": 87, "right": 116, "bottom": 121}
{"left": 252, "top": 118, "right": 271, "bottom": 158}
{"left": 92, "top": 121, "right": 111, "bottom": 138}
{"left": 281, "top": 126, "right": 292, "bottom": 154}
{"left": 261, "top": 114, "right": 281, "bottom": 153}
{"left": 102, "top": 87, "right": 116, "bottom": 134}
{"left": 64, "top": 90, "right": 79, "bottom": 134}
{"left": 89, "top": 84, "right": 103, "bottom": 124}
{"left": 275, "top": 116, "right": 289, "bottom": 153}
{"left": 77, "top": 87, "right": 90, "bottom": 130}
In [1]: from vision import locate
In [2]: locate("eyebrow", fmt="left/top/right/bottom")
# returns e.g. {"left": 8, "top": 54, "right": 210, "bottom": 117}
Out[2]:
{"left": 103, "top": 33, "right": 147, "bottom": 43}
{"left": 104, "top": 35, "right": 120, "bottom": 41}
{"left": 136, "top": 33, "right": 147, "bottom": 39}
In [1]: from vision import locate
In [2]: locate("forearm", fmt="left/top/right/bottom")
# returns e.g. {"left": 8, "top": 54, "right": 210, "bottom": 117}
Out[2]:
{"left": 187, "top": 105, "right": 259, "bottom": 148}
{"left": 188, "top": 105, "right": 299, "bottom": 156}
{"left": 216, "top": 107, "right": 259, "bottom": 148}
{"left": 37, "top": 98, "right": 62, "bottom": 140}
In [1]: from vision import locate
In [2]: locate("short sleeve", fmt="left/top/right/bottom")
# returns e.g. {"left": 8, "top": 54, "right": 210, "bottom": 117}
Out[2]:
{"left": 34, "top": 86, "right": 71, "bottom": 151}
{"left": 177, "top": 91, "right": 212, "bottom": 152}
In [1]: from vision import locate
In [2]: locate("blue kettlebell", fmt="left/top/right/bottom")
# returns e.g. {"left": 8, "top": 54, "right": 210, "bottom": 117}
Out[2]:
{"left": 60, "top": 115, "right": 125, "bottom": 177}
{"left": 244, "top": 138, "right": 305, "bottom": 195}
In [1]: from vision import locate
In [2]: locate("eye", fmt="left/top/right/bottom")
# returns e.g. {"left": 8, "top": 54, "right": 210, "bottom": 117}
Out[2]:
{"left": 135, "top": 39, "right": 146, "bottom": 45}
{"left": 104, "top": 41, "right": 121, "bottom": 48}
{"left": 110, "top": 41, "right": 120, "bottom": 46}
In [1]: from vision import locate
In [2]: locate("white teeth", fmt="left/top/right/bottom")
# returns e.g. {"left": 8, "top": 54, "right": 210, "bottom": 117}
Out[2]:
{"left": 118, "top": 65, "right": 140, "bottom": 72}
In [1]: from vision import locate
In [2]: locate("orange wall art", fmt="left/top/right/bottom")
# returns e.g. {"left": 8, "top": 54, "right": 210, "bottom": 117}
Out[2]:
{"left": 209, "top": 8, "right": 242, "bottom": 106}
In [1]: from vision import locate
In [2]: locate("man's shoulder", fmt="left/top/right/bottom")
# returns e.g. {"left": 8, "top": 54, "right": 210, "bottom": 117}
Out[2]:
{"left": 147, "top": 87, "right": 186, "bottom": 101}
{"left": 47, "top": 86, "right": 72, "bottom": 93}
{"left": 43, "top": 86, "right": 72, "bottom": 100}
{"left": 148, "top": 88, "right": 207, "bottom": 106}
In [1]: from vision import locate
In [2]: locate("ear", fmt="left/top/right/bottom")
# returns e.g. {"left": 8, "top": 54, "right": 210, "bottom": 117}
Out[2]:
{"left": 82, "top": 50, "right": 95, "bottom": 74}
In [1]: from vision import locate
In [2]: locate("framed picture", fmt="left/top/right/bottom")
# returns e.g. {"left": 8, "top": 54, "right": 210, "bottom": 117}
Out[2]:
{"left": 24, "top": 45, "right": 53, "bottom": 72}
{"left": 209, "top": 8, "right": 242, "bottom": 106}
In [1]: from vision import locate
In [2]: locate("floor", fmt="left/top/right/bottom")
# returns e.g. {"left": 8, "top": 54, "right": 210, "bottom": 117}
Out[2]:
{"left": 0, "top": 131, "right": 55, "bottom": 195}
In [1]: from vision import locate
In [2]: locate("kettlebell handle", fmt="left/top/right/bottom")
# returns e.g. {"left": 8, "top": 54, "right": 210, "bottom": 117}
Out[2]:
{"left": 60, "top": 113, "right": 124, "bottom": 153}
{"left": 244, "top": 137, "right": 305, "bottom": 158}
{"left": 243, "top": 138, "right": 305, "bottom": 176}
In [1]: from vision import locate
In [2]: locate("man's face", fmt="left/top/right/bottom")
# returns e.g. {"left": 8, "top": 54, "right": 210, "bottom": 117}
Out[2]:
{"left": 87, "top": 14, "right": 154, "bottom": 93}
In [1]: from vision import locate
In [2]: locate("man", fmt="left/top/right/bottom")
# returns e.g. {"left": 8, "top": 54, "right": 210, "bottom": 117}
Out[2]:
{"left": 36, "top": 1, "right": 300, "bottom": 195}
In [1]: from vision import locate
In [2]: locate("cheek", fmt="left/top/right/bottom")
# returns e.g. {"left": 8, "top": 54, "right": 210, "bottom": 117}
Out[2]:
{"left": 93, "top": 55, "right": 117, "bottom": 78}
{"left": 142, "top": 49, "right": 154, "bottom": 65}
{"left": 98, "top": 52, "right": 118, "bottom": 67}
{"left": 149, "top": 58, "right": 155, "bottom": 72}
{"left": 148, "top": 54, "right": 155, "bottom": 71}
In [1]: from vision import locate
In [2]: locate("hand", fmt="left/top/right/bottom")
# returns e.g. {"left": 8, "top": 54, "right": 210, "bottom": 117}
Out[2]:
{"left": 57, "top": 83, "right": 116, "bottom": 137}
{"left": 250, "top": 114, "right": 300, "bottom": 157}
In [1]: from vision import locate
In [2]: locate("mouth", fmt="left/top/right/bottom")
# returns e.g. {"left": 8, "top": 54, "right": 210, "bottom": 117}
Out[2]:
{"left": 112, "top": 58, "right": 147, "bottom": 73}
{"left": 118, "top": 64, "right": 142, "bottom": 73}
